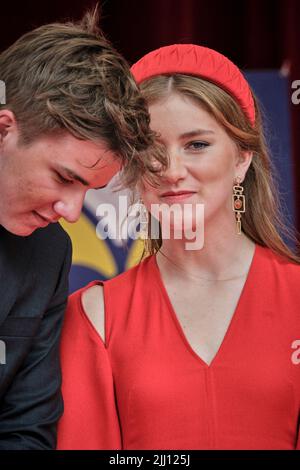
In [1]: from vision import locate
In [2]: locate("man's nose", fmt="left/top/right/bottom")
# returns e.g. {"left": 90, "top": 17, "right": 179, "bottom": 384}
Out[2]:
{"left": 53, "top": 191, "right": 86, "bottom": 223}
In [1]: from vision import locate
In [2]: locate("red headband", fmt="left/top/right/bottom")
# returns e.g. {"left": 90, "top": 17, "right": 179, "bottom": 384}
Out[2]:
{"left": 131, "top": 44, "right": 255, "bottom": 125}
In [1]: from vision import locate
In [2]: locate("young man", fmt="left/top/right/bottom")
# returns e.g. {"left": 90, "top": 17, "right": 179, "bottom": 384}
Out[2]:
{"left": 0, "top": 8, "right": 164, "bottom": 449}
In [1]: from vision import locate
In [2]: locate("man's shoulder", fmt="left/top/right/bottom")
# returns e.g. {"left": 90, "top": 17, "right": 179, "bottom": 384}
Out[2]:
{"left": 0, "top": 224, "right": 71, "bottom": 322}
{"left": 30, "top": 222, "right": 70, "bottom": 250}
{"left": 0, "top": 221, "right": 69, "bottom": 246}
{"left": 0, "top": 222, "right": 71, "bottom": 270}
{"left": 29, "top": 223, "right": 72, "bottom": 270}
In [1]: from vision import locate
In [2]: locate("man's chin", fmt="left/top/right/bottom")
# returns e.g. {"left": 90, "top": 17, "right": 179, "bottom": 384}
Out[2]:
{"left": 17, "top": 228, "right": 37, "bottom": 237}
{"left": 1, "top": 222, "right": 37, "bottom": 237}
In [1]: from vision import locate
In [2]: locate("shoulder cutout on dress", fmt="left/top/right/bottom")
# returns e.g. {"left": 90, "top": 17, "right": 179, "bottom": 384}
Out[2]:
{"left": 81, "top": 284, "right": 105, "bottom": 342}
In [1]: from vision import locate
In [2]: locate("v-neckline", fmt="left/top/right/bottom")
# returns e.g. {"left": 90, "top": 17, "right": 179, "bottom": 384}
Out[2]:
{"left": 151, "top": 243, "right": 259, "bottom": 368}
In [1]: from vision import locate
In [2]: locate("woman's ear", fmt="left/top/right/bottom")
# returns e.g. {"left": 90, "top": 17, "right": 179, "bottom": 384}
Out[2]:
{"left": 235, "top": 150, "right": 253, "bottom": 181}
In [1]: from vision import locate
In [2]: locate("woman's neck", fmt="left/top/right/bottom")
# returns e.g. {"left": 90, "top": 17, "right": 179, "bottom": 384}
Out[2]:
{"left": 156, "top": 218, "right": 256, "bottom": 282}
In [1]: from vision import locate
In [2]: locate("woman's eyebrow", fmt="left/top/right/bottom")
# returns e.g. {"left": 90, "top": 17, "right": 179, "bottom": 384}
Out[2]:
{"left": 155, "top": 129, "right": 215, "bottom": 144}
{"left": 179, "top": 129, "right": 215, "bottom": 139}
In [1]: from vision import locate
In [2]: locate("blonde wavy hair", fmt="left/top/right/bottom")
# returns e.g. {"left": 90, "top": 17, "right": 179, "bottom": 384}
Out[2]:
{"left": 139, "top": 74, "right": 300, "bottom": 264}
{"left": 0, "top": 6, "right": 167, "bottom": 188}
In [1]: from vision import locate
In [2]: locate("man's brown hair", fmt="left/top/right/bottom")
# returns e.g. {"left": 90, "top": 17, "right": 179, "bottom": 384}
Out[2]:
{"left": 0, "top": 6, "right": 167, "bottom": 187}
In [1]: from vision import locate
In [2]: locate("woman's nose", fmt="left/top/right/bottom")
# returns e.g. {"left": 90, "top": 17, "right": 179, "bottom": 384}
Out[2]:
{"left": 162, "top": 152, "right": 188, "bottom": 184}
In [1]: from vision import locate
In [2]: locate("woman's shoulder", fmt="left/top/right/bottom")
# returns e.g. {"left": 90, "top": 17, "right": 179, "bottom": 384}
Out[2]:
{"left": 81, "top": 284, "right": 105, "bottom": 340}
{"left": 67, "top": 280, "right": 102, "bottom": 312}
{"left": 69, "top": 255, "right": 155, "bottom": 339}
{"left": 259, "top": 244, "right": 300, "bottom": 272}
{"left": 257, "top": 244, "right": 300, "bottom": 292}
{"left": 105, "top": 254, "right": 154, "bottom": 288}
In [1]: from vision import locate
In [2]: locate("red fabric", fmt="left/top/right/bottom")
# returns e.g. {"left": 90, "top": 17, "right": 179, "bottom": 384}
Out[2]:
{"left": 57, "top": 282, "right": 121, "bottom": 450}
{"left": 57, "top": 244, "right": 300, "bottom": 449}
{"left": 131, "top": 44, "right": 255, "bottom": 125}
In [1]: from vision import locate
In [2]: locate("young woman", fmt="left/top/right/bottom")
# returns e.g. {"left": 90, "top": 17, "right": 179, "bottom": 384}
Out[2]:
{"left": 57, "top": 44, "right": 300, "bottom": 450}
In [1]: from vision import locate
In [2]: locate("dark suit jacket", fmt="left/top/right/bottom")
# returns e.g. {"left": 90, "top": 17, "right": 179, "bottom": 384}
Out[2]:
{"left": 0, "top": 222, "right": 72, "bottom": 449}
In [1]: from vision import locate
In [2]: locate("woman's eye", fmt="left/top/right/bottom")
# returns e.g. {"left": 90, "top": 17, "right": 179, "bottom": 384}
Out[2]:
{"left": 186, "top": 141, "right": 209, "bottom": 151}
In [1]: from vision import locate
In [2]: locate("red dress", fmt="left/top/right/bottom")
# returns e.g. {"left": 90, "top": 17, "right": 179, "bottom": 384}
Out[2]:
{"left": 57, "top": 244, "right": 300, "bottom": 449}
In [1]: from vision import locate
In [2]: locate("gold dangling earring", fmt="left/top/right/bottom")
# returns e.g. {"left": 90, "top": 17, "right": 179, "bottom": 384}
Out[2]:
{"left": 232, "top": 176, "right": 245, "bottom": 235}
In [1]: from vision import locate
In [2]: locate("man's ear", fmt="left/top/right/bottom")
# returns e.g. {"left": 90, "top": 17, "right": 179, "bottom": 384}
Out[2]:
{"left": 0, "top": 110, "right": 17, "bottom": 144}
{"left": 235, "top": 150, "right": 253, "bottom": 181}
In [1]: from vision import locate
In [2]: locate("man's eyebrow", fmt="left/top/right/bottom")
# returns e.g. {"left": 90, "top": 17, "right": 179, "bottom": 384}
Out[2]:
{"left": 58, "top": 166, "right": 90, "bottom": 186}
{"left": 58, "top": 166, "right": 108, "bottom": 190}
{"left": 179, "top": 129, "right": 215, "bottom": 139}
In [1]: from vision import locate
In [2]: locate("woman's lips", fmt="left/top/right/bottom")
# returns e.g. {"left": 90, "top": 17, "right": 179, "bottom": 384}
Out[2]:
{"left": 160, "top": 191, "right": 197, "bottom": 203}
